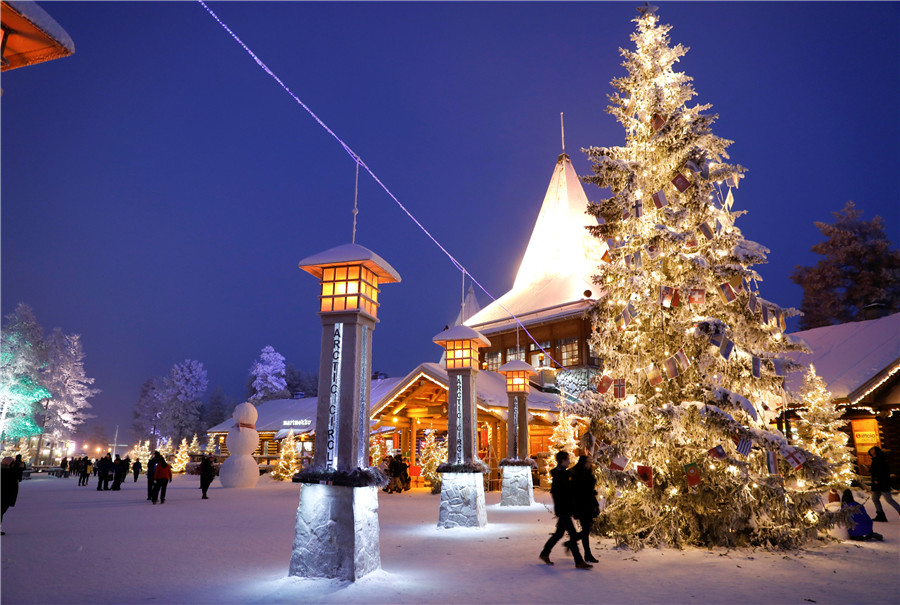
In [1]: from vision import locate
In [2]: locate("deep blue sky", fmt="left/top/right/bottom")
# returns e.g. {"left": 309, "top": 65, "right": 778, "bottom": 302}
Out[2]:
{"left": 3, "top": 2, "right": 898, "bottom": 442}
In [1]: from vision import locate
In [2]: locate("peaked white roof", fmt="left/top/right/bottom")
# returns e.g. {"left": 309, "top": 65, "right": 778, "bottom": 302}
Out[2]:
{"left": 784, "top": 312, "right": 900, "bottom": 403}
{"left": 465, "top": 154, "right": 606, "bottom": 329}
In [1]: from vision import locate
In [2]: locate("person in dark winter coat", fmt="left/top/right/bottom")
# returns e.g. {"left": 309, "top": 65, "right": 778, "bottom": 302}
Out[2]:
{"left": 132, "top": 460, "right": 142, "bottom": 482}
{"left": 1, "top": 457, "right": 20, "bottom": 534}
{"left": 146, "top": 452, "right": 160, "bottom": 501}
{"left": 539, "top": 451, "right": 591, "bottom": 569}
{"left": 570, "top": 455, "right": 600, "bottom": 563}
{"left": 96, "top": 454, "right": 112, "bottom": 491}
{"left": 868, "top": 447, "right": 900, "bottom": 522}
{"left": 199, "top": 455, "right": 215, "bottom": 499}
{"left": 79, "top": 457, "right": 91, "bottom": 486}
{"left": 151, "top": 458, "right": 172, "bottom": 504}
{"left": 111, "top": 455, "right": 124, "bottom": 490}
{"left": 841, "top": 489, "right": 883, "bottom": 541}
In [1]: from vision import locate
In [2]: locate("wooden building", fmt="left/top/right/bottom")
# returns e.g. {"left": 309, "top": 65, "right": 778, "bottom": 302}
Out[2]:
{"left": 785, "top": 312, "right": 900, "bottom": 485}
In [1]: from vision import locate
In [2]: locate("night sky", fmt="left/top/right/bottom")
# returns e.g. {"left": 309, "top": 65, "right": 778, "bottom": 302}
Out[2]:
{"left": 2, "top": 2, "right": 898, "bottom": 443}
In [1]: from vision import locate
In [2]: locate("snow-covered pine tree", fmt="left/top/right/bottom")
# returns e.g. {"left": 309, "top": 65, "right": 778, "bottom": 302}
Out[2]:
{"left": 172, "top": 438, "right": 190, "bottom": 473}
{"left": 132, "top": 376, "right": 167, "bottom": 450}
{"left": 249, "top": 346, "right": 289, "bottom": 403}
{"left": 369, "top": 434, "right": 387, "bottom": 466}
{"left": 574, "top": 5, "right": 840, "bottom": 549}
{"left": 271, "top": 429, "right": 299, "bottom": 481}
{"left": 188, "top": 433, "right": 202, "bottom": 455}
{"left": 419, "top": 429, "right": 447, "bottom": 493}
{"left": 159, "top": 360, "right": 207, "bottom": 445}
{"left": 790, "top": 201, "right": 900, "bottom": 329}
{"left": 793, "top": 365, "right": 855, "bottom": 491}
{"left": 42, "top": 329, "right": 98, "bottom": 451}
{"left": 0, "top": 303, "right": 49, "bottom": 442}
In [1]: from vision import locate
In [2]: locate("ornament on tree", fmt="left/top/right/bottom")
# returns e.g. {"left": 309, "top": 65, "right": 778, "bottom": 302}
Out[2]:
{"left": 646, "top": 243, "right": 661, "bottom": 260}
{"left": 671, "top": 172, "right": 691, "bottom": 193}
{"left": 766, "top": 451, "right": 780, "bottom": 476}
{"left": 674, "top": 348, "right": 691, "bottom": 370}
{"left": 719, "top": 337, "right": 734, "bottom": 361}
{"left": 597, "top": 375, "right": 613, "bottom": 394}
{"left": 644, "top": 364, "right": 663, "bottom": 386}
{"left": 780, "top": 445, "right": 806, "bottom": 469}
{"left": 732, "top": 435, "right": 752, "bottom": 457}
{"left": 717, "top": 282, "right": 737, "bottom": 304}
{"left": 752, "top": 356, "right": 762, "bottom": 378}
{"left": 688, "top": 288, "right": 706, "bottom": 304}
{"left": 636, "top": 465, "right": 654, "bottom": 487}
{"left": 659, "top": 286, "right": 676, "bottom": 307}
{"left": 748, "top": 291, "right": 759, "bottom": 313}
{"left": 663, "top": 357, "right": 679, "bottom": 380}
{"left": 613, "top": 378, "right": 627, "bottom": 398}
{"left": 609, "top": 454, "right": 629, "bottom": 471}
{"left": 651, "top": 113, "right": 667, "bottom": 131}
{"left": 684, "top": 462, "right": 701, "bottom": 487}
{"left": 708, "top": 445, "right": 727, "bottom": 460}
{"left": 652, "top": 190, "right": 668, "bottom": 209}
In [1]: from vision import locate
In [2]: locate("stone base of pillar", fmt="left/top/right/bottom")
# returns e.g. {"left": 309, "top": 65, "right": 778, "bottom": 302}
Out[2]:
{"left": 289, "top": 483, "right": 380, "bottom": 581}
{"left": 438, "top": 472, "right": 487, "bottom": 528}
{"left": 500, "top": 465, "right": 535, "bottom": 506}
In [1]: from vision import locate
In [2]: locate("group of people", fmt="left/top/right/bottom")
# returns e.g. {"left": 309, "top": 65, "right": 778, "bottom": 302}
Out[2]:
{"left": 539, "top": 451, "right": 600, "bottom": 569}
{"left": 380, "top": 454, "right": 410, "bottom": 493}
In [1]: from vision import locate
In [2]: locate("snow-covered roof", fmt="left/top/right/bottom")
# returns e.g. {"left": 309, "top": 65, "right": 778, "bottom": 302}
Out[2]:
{"left": 498, "top": 359, "right": 537, "bottom": 375}
{"left": 298, "top": 243, "right": 401, "bottom": 283}
{"left": 2, "top": 1, "right": 74, "bottom": 71}
{"left": 207, "top": 376, "right": 404, "bottom": 434}
{"left": 372, "top": 362, "right": 560, "bottom": 417}
{"left": 465, "top": 154, "right": 604, "bottom": 329}
{"left": 784, "top": 312, "right": 900, "bottom": 403}
{"left": 433, "top": 324, "right": 491, "bottom": 347}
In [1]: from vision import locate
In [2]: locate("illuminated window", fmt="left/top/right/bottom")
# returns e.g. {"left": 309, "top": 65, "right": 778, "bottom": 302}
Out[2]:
{"left": 529, "top": 341, "right": 550, "bottom": 368}
{"left": 445, "top": 339, "right": 480, "bottom": 369}
{"left": 484, "top": 351, "right": 502, "bottom": 371}
{"left": 558, "top": 338, "right": 579, "bottom": 367}
{"left": 319, "top": 264, "right": 380, "bottom": 317}
{"left": 505, "top": 346, "right": 525, "bottom": 363}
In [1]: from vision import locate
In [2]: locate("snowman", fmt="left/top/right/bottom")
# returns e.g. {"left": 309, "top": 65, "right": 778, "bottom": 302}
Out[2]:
{"left": 219, "top": 402, "right": 260, "bottom": 488}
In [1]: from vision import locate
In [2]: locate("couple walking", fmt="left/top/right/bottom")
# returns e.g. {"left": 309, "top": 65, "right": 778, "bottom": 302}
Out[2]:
{"left": 540, "top": 450, "right": 600, "bottom": 569}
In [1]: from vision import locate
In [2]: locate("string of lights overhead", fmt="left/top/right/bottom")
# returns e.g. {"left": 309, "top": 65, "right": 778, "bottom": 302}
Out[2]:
{"left": 198, "top": 0, "right": 564, "bottom": 369}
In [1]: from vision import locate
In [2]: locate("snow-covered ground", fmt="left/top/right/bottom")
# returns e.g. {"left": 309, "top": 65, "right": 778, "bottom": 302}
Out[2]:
{"left": 2, "top": 473, "right": 898, "bottom": 604}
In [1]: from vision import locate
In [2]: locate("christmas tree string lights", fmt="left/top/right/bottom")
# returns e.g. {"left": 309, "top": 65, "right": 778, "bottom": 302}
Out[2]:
{"left": 571, "top": 5, "right": 849, "bottom": 549}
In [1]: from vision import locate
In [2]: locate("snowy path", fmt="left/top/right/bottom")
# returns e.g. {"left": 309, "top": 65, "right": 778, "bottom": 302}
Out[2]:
{"left": 1, "top": 474, "right": 898, "bottom": 604}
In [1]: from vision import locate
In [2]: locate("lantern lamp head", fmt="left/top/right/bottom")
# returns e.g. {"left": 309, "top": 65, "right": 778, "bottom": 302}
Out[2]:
{"left": 299, "top": 243, "right": 401, "bottom": 319}
{"left": 498, "top": 359, "right": 537, "bottom": 394}
{"left": 433, "top": 325, "right": 491, "bottom": 370}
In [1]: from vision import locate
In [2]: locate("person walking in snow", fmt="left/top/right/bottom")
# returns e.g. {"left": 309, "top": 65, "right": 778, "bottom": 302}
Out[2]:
{"left": 146, "top": 451, "right": 161, "bottom": 501}
{"left": 111, "top": 455, "right": 124, "bottom": 490}
{"left": 80, "top": 457, "right": 92, "bottom": 486}
{"left": 570, "top": 455, "right": 600, "bottom": 563}
{"left": 199, "top": 455, "right": 215, "bottom": 500}
{"left": 132, "top": 459, "right": 142, "bottom": 482}
{"left": 96, "top": 453, "right": 112, "bottom": 491}
{"left": 539, "top": 451, "right": 591, "bottom": 569}
{"left": 868, "top": 447, "right": 900, "bottom": 522}
{"left": 151, "top": 457, "right": 172, "bottom": 504}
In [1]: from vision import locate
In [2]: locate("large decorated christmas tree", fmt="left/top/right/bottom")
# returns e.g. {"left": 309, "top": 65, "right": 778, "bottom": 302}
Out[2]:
{"left": 574, "top": 5, "right": 845, "bottom": 549}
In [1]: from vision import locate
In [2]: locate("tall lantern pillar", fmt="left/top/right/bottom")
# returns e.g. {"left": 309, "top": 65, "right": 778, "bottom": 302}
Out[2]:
{"left": 433, "top": 325, "right": 490, "bottom": 528}
{"left": 498, "top": 360, "right": 537, "bottom": 506}
{"left": 290, "top": 243, "right": 400, "bottom": 581}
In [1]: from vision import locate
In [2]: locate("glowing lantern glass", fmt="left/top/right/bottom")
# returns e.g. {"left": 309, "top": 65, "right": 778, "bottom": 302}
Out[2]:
{"left": 498, "top": 360, "right": 537, "bottom": 393}
{"left": 433, "top": 325, "right": 491, "bottom": 371}
{"left": 299, "top": 243, "right": 401, "bottom": 320}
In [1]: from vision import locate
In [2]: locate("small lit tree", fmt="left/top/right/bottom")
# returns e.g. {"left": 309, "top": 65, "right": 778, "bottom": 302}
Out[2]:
{"left": 369, "top": 434, "right": 387, "bottom": 466}
{"left": 419, "top": 429, "right": 447, "bottom": 493}
{"left": 128, "top": 440, "right": 151, "bottom": 468}
{"left": 794, "top": 365, "right": 855, "bottom": 490}
{"left": 171, "top": 438, "right": 190, "bottom": 473}
{"left": 548, "top": 409, "right": 579, "bottom": 469}
{"left": 188, "top": 433, "right": 201, "bottom": 455}
{"left": 271, "top": 430, "right": 299, "bottom": 481}
{"left": 205, "top": 432, "right": 216, "bottom": 455}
